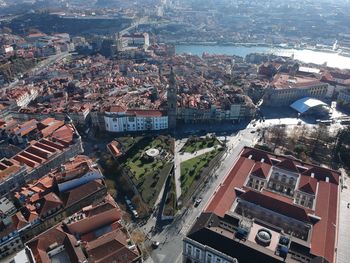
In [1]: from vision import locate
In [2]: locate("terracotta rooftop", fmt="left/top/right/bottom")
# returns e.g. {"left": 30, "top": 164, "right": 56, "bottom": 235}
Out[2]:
{"left": 27, "top": 225, "right": 86, "bottom": 263}
{"left": 61, "top": 179, "right": 105, "bottom": 208}
{"left": 107, "top": 140, "right": 122, "bottom": 157}
{"left": 271, "top": 73, "right": 322, "bottom": 89}
{"left": 298, "top": 175, "right": 318, "bottom": 194}
{"left": 85, "top": 228, "right": 140, "bottom": 263}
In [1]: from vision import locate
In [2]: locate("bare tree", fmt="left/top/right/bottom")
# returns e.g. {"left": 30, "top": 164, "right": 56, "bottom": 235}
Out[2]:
{"left": 270, "top": 125, "right": 287, "bottom": 151}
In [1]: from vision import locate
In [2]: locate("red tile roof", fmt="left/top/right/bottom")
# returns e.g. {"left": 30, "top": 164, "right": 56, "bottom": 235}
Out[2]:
{"left": 27, "top": 225, "right": 86, "bottom": 263}
{"left": 298, "top": 175, "right": 318, "bottom": 194}
{"left": 52, "top": 124, "right": 74, "bottom": 143}
{"left": 205, "top": 155, "right": 255, "bottom": 217}
{"left": 127, "top": 109, "right": 166, "bottom": 117}
{"left": 62, "top": 180, "right": 105, "bottom": 208}
{"left": 240, "top": 190, "right": 310, "bottom": 222}
{"left": 85, "top": 228, "right": 140, "bottom": 263}
{"left": 276, "top": 159, "right": 299, "bottom": 173}
{"left": 107, "top": 141, "right": 122, "bottom": 157}
{"left": 311, "top": 182, "right": 339, "bottom": 263}
{"left": 250, "top": 162, "right": 271, "bottom": 178}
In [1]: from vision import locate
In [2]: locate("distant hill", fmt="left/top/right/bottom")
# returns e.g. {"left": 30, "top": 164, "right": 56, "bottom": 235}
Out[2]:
{"left": 3, "top": 13, "right": 132, "bottom": 36}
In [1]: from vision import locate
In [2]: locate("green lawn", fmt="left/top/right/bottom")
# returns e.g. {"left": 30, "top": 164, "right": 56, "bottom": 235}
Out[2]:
{"left": 181, "top": 137, "right": 221, "bottom": 153}
{"left": 180, "top": 149, "right": 220, "bottom": 194}
{"left": 123, "top": 136, "right": 174, "bottom": 207}
{"left": 117, "top": 136, "right": 143, "bottom": 152}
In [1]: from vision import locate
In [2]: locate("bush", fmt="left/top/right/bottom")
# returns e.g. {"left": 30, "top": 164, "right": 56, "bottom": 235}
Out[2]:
{"left": 294, "top": 144, "right": 307, "bottom": 155}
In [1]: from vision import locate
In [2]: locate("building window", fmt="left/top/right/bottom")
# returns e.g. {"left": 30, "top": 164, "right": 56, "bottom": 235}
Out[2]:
{"left": 215, "top": 258, "right": 222, "bottom": 263}
{"left": 289, "top": 177, "right": 295, "bottom": 185}
{"left": 206, "top": 253, "right": 212, "bottom": 263}
{"left": 281, "top": 175, "right": 287, "bottom": 183}
{"left": 195, "top": 248, "right": 201, "bottom": 259}
{"left": 186, "top": 244, "right": 192, "bottom": 255}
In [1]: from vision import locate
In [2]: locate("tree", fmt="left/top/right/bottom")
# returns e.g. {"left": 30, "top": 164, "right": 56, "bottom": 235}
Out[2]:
{"left": 131, "top": 230, "right": 145, "bottom": 244}
{"left": 270, "top": 125, "right": 287, "bottom": 151}
{"left": 310, "top": 124, "right": 329, "bottom": 155}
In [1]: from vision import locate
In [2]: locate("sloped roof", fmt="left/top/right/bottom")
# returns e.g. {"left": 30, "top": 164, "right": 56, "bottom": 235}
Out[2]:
{"left": 62, "top": 180, "right": 105, "bottom": 208}
{"left": 298, "top": 175, "right": 318, "bottom": 194}
{"left": 27, "top": 225, "right": 86, "bottom": 263}
{"left": 302, "top": 166, "right": 339, "bottom": 185}
{"left": 241, "top": 148, "right": 272, "bottom": 165}
{"left": 35, "top": 192, "right": 63, "bottom": 218}
{"left": 251, "top": 162, "right": 271, "bottom": 178}
{"left": 239, "top": 190, "right": 310, "bottom": 222}
{"left": 276, "top": 159, "right": 299, "bottom": 173}
{"left": 85, "top": 228, "right": 140, "bottom": 263}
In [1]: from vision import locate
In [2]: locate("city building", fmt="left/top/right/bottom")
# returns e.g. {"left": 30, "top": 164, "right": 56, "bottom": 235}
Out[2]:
{"left": 123, "top": 33, "right": 150, "bottom": 49}
{"left": 24, "top": 194, "right": 142, "bottom": 263}
{"left": 167, "top": 68, "right": 177, "bottom": 130}
{"left": 0, "top": 119, "right": 83, "bottom": 195}
{"left": 183, "top": 147, "right": 340, "bottom": 263}
{"left": 2, "top": 86, "right": 40, "bottom": 107}
{"left": 0, "top": 155, "right": 106, "bottom": 259}
{"left": 337, "top": 88, "right": 350, "bottom": 108}
{"left": 104, "top": 106, "right": 168, "bottom": 133}
{"left": 264, "top": 73, "right": 329, "bottom": 106}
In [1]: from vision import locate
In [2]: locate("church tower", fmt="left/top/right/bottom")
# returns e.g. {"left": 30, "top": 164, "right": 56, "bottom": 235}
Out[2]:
{"left": 167, "top": 67, "right": 177, "bottom": 131}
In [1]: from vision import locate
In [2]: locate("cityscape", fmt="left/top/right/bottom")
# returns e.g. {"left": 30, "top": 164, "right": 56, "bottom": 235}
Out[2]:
{"left": 0, "top": 1, "right": 350, "bottom": 263}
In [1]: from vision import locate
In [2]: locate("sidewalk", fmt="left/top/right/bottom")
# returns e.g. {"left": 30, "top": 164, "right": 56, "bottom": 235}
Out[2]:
{"left": 174, "top": 139, "right": 187, "bottom": 200}
{"left": 337, "top": 172, "right": 350, "bottom": 263}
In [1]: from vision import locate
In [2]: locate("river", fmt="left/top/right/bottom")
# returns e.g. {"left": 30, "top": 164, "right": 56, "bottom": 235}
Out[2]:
{"left": 176, "top": 45, "right": 350, "bottom": 69}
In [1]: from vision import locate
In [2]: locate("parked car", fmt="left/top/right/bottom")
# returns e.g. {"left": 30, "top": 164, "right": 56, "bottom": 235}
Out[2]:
{"left": 194, "top": 197, "right": 202, "bottom": 207}
{"left": 152, "top": 241, "right": 160, "bottom": 249}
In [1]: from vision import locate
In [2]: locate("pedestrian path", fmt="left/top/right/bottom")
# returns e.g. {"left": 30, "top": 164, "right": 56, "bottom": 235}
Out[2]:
{"left": 174, "top": 139, "right": 187, "bottom": 200}
{"left": 337, "top": 173, "right": 350, "bottom": 263}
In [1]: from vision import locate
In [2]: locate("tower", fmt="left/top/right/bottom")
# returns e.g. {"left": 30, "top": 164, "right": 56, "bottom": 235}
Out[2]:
{"left": 167, "top": 67, "right": 177, "bottom": 131}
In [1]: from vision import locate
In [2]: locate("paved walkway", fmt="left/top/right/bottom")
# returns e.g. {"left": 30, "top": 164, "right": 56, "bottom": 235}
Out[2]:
{"left": 174, "top": 139, "right": 187, "bottom": 201}
{"left": 337, "top": 171, "right": 350, "bottom": 263}
{"left": 178, "top": 146, "right": 216, "bottom": 162}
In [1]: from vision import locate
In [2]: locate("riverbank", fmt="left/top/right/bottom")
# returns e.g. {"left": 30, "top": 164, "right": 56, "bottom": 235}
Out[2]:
{"left": 175, "top": 44, "right": 350, "bottom": 69}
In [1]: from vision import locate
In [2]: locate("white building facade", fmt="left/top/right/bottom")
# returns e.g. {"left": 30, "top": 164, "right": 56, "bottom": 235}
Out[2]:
{"left": 104, "top": 109, "right": 168, "bottom": 133}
